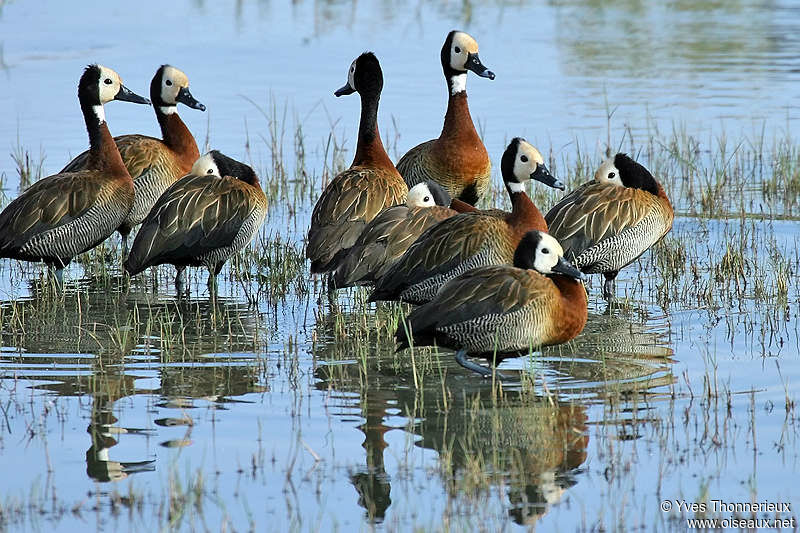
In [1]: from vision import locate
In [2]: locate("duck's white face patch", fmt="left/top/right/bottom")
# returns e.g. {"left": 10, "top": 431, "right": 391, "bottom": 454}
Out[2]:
{"left": 406, "top": 183, "right": 437, "bottom": 208}
{"left": 449, "top": 31, "right": 478, "bottom": 71}
{"left": 160, "top": 65, "right": 189, "bottom": 104}
{"left": 97, "top": 65, "right": 122, "bottom": 105}
{"left": 594, "top": 157, "right": 623, "bottom": 187}
{"left": 532, "top": 233, "right": 564, "bottom": 274}
{"left": 512, "top": 140, "right": 545, "bottom": 183}
{"left": 190, "top": 152, "right": 219, "bottom": 177}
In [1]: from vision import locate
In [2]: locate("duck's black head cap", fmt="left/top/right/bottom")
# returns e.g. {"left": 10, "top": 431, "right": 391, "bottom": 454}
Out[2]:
{"left": 614, "top": 153, "right": 659, "bottom": 196}
{"left": 353, "top": 52, "right": 383, "bottom": 96}
{"left": 500, "top": 137, "right": 525, "bottom": 183}
{"left": 210, "top": 150, "right": 259, "bottom": 185}
{"left": 425, "top": 180, "right": 452, "bottom": 206}
{"left": 78, "top": 64, "right": 102, "bottom": 105}
{"left": 513, "top": 230, "right": 542, "bottom": 270}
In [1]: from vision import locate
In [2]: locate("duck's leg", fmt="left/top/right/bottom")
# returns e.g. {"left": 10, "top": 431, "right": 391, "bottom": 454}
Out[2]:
{"left": 121, "top": 233, "right": 129, "bottom": 260}
{"left": 207, "top": 263, "right": 222, "bottom": 298}
{"left": 602, "top": 271, "right": 618, "bottom": 301}
{"left": 326, "top": 273, "right": 338, "bottom": 304}
{"left": 455, "top": 349, "right": 505, "bottom": 379}
{"left": 175, "top": 267, "right": 187, "bottom": 294}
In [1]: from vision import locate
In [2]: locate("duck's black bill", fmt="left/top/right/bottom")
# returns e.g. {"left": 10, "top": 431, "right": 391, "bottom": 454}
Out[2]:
{"left": 466, "top": 53, "right": 495, "bottom": 80}
{"left": 552, "top": 257, "right": 583, "bottom": 280}
{"left": 115, "top": 84, "right": 150, "bottom": 105}
{"left": 334, "top": 83, "right": 356, "bottom": 97}
{"left": 531, "top": 164, "right": 565, "bottom": 190}
{"left": 176, "top": 86, "right": 205, "bottom": 111}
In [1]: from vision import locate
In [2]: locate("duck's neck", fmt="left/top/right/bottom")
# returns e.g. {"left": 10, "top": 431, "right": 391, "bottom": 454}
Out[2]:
{"left": 351, "top": 90, "right": 395, "bottom": 170}
{"left": 551, "top": 275, "right": 588, "bottom": 340}
{"left": 449, "top": 198, "right": 479, "bottom": 213}
{"left": 505, "top": 185, "right": 548, "bottom": 235}
{"left": 156, "top": 107, "right": 200, "bottom": 172}
{"left": 81, "top": 102, "right": 129, "bottom": 179}
{"left": 440, "top": 77, "right": 480, "bottom": 143}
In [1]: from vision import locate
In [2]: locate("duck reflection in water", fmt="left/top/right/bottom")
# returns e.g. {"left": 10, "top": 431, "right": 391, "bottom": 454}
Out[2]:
{"left": 349, "top": 388, "right": 395, "bottom": 522}
{"left": 312, "top": 295, "right": 676, "bottom": 525}
{"left": 86, "top": 394, "right": 155, "bottom": 482}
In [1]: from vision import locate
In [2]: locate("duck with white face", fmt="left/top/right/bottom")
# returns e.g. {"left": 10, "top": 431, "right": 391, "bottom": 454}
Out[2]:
{"left": 332, "top": 180, "right": 471, "bottom": 288}
{"left": 306, "top": 51, "right": 408, "bottom": 276}
{"left": 545, "top": 153, "right": 674, "bottom": 301}
{"left": 371, "top": 138, "right": 564, "bottom": 305}
{"left": 445, "top": 30, "right": 496, "bottom": 94}
{"left": 0, "top": 64, "right": 149, "bottom": 283}
{"left": 396, "top": 230, "right": 587, "bottom": 378}
{"left": 61, "top": 64, "right": 206, "bottom": 256}
{"left": 124, "top": 150, "right": 268, "bottom": 293}
{"left": 395, "top": 30, "right": 496, "bottom": 206}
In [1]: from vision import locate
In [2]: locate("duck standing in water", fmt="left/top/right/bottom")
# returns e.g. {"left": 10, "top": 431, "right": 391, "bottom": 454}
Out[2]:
{"left": 332, "top": 181, "right": 477, "bottom": 288}
{"left": 124, "top": 151, "right": 267, "bottom": 292}
{"left": 306, "top": 52, "right": 408, "bottom": 274}
{"left": 397, "top": 231, "right": 587, "bottom": 378}
{"left": 0, "top": 65, "right": 150, "bottom": 283}
{"left": 396, "top": 30, "right": 495, "bottom": 206}
{"left": 61, "top": 65, "right": 205, "bottom": 254}
{"left": 371, "top": 138, "right": 564, "bottom": 304}
{"left": 545, "top": 153, "right": 673, "bottom": 300}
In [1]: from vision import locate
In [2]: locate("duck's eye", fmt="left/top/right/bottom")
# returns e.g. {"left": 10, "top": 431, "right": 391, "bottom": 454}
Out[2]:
{"left": 542, "top": 248, "right": 550, "bottom": 254}
{"left": 103, "top": 78, "right": 113, "bottom": 85}
{"left": 207, "top": 169, "right": 214, "bottom": 174}
{"left": 520, "top": 155, "right": 528, "bottom": 163}
{"left": 423, "top": 196, "right": 430, "bottom": 202}
{"left": 166, "top": 80, "right": 173, "bottom": 86}
{"left": 608, "top": 172, "right": 616, "bottom": 179}
{"left": 454, "top": 46, "right": 461, "bottom": 53}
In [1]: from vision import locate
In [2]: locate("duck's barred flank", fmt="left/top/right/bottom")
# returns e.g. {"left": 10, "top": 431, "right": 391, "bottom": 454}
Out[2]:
{"left": 122, "top": 155, "right": 184, "bottom": 233}
{"left": 572, "top": 206, "right": 672, "bottom": 273}
{"left": 398, "top": 246, "right": 501, "bottom": 304}
{"left": 437, "top": 303, "right": 553, "bottom": 354}
{"left": 20, "top": 187, "right": 130, "bottom": 261}
{"left": 197, "top": 205, "right": 265, "bottom": 271}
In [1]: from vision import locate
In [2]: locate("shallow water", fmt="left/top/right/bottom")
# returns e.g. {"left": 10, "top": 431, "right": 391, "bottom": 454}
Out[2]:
{"left": 0, "top": 0, "right": 799, "bottom": 531}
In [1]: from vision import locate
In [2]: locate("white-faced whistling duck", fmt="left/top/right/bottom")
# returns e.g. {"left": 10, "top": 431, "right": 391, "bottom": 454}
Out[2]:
{"left": 395, "top": 30, "right": 495, "bottom": 206}
{"left": 306, "top": 52, "right": 408, "bottom": 275}
{"left": 370, "top": 138, "right": 564, "bottom": 304}
{"left": 61, "top": 65, "right": 205, "bottom": 254}
{"left": 396, "top": 230, "right": 587, "bottom": 378}
{"left": 332, "top": 180, "right": 477, "bottom": 288}
{"left": 123, "top": 151, "right": 267, "bottom": 292}
{"left": 544, "top": 153, "right": 673, "bottom": 300}
{"left": 0, "top": 65, "right": 150, "bottom": 284}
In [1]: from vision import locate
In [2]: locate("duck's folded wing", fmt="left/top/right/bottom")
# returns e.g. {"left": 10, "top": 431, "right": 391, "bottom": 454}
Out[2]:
{"left": 409, "top": 266, "right": 552, "bottom": 331}
{"left": 0, "top": 172, "right": 105, "bottom": 250}
{"left": 306, "top": 167, "right": 406, "bottom": 270}
{"left": 545, "top": 182, "right": 653, "bottom": 259}
{"left": 130, "top": 176, "right": 253, "bottom": 265}
{"left": 395, "top": 140, "right": 434, "bottom": 187}
{"left": 376, "top": 213, "right": 500, "bottom": 293}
